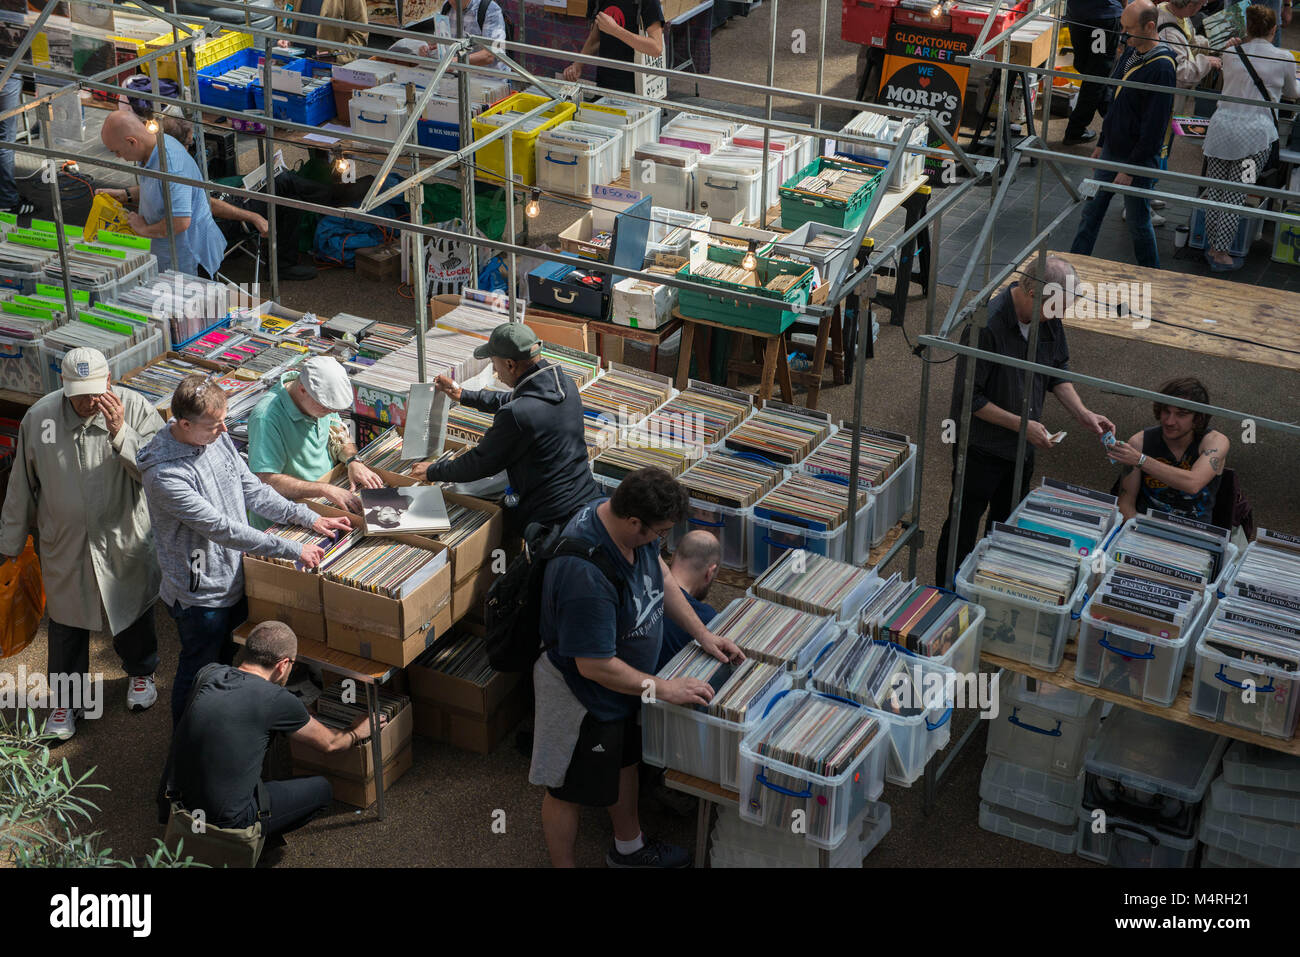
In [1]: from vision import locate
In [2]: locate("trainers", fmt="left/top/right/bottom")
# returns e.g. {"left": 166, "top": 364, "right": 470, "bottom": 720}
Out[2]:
{"left": 127, "top": 675, "right": 157, "bottom": 712}
{"left": 5, "top": 200, "right": 34, "bottom": 216}
{"left": 44, "top": 708, "right": 77, "bottom": 741}
{"left": 606, "top": 837, "right": 690, "bottom": 868}
{"left": 1150, "top": 199, "right": 1167, "bottom": 210}
{"left": 1121, "top": 208, "right": 1166, "bottom": 227}
{"left": 1062, "top": 129, "right": 1097, "bottom": 146}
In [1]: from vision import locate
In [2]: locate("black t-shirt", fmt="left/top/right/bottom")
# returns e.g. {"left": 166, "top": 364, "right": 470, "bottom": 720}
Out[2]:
{"left": 171, "top": 663, "right": 311, "bottom": 827}
{"left": 585, "top": 0, "right": 665, "bottom": 93}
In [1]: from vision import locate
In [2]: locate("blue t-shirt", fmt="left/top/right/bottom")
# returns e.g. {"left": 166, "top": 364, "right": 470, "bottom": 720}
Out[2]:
{"left": 657, "top": 588, "right": 716, "bottom": 672}
{"left": 543, "top": 499, "right": 664, "bottom": 721}
{"left": 139, "top": 134, "right": 226, "bottom": 278}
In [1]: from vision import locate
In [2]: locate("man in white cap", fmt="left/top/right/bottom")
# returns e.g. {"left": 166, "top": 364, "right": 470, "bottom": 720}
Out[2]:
{"left": 246, "top": 356, "right": 383, "bottom": 527}
{"left": 0, "top": 348, "right": 166, "bottom": 740}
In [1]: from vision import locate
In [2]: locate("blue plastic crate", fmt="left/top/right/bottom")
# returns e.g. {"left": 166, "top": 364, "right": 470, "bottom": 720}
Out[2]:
{"left": 197, "top": 48, "right": 298, "bottom": 112}
{"left": 250, "top": 57, "right": 336, "bottom": 126}
{"left": 1189, "top": 205, "right": 1262, "bottom": 258}
{"left": 417, "top": 119, "right": 459, "bottom": 151}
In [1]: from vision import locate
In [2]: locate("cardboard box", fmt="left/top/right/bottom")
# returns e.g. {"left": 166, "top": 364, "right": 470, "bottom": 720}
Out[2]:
{"left": 243, "top": 557, "right": 327, "bottom": 643}
{"left": 298, "top": 743, "right": 413, "bottom": 808}
{"left": 325, "top": 553, "right": 454, "bottom": 668}
{"left": 452, "top": 561, "right": 495, "bottom": 621}
{"left": 288, "top": 697, "right": 413, "bottom": 780}
{"left": 659, "top": 0, "right": 696, "bottom": 20}
{"left": 355, "top": 244, "right": 403, "bottom": 283}
{"left": 559, "top": 208, "right": 619, "bottom": 261}
{"left": 566, "top": 0, "right": 589, "bottom": 17}
{"left": 525, "top": 309, "right": 592, "bottom": 353}
{"left": 610, "top": 276, "right": 676, "bottom": 330}
{"left": 1009, "top": 22, "right": 1054, "bottom": 68}
{"left": 410, "top": 678, "right": 529, "bottom": 754}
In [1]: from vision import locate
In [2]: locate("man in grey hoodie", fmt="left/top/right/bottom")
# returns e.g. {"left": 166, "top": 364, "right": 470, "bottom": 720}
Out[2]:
{"left": 138, "top": 374, "right": 353, "bottom": 725}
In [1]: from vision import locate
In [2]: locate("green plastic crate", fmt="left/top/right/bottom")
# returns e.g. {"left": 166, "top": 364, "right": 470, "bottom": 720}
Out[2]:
{"left": 676, "top": 250, "right": 814, "bottom": 335}
{"left": 779, "top": 157, "right": 884, "bottom": 231}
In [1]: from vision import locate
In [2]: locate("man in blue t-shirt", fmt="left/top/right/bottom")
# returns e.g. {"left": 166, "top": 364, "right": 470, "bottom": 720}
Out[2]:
{"left": 656, "top": 529, "right": 721, "bottom": 671}
{"left": 529, "top": 467, "right": 743, "bottom": 868}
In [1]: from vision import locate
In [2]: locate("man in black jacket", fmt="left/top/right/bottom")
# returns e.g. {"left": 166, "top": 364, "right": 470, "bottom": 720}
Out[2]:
{"left": 411, "top": 322, "right": 603, "bottom": 539}
{"left": 1069, "top": 0, "right": 1177, "bottom": 269}
{"left": 935, "top": 256, "right": 1115, "bottom": 585}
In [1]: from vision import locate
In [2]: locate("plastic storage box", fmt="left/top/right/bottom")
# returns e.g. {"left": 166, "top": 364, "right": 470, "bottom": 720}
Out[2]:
{"left": 841, "top": 0, "right": 899, "bottom": 48}
{"left": 1189, "top": 610, "right": 1300, "bottom": 740}
{"left": 1198, "top": 804, "right": 1300, "bottom": 867}
{"left": 1075, "top": 809, "right": 1199, "bottom": 868}
{"left": 536, "top": 122, "right": 622, "bottom": 199}
{"left": 1073, "top": 586, "right": 1210, "bottom": 708}
{"left": 738, "top": 690, "right": 890, "bottom": 850}
{"left": 644, "top": 207, "right": 711, "bottom": 262}
{"left": 984, "top": 673, "right": 1102, "bottom": 779}
{"left": 955, "top": 538, "right": 1090, "bottom": 671}
{"left": 1209, "top": 775, "right": 1300, "bottom": 825}
{"left": 980, "top": 755, "right": 1084, "bottom": 827}
{"left": 349, "top": 96, "right": 409, "bottom": 142}
{"left": 1222, "top": 742, "right": 1300, "bottom": 793}
{"left": 642, "top": 654, "right": 791, "bottom": 790}
{"left": 670, "top": 498, "right": 751, "bottom": 570}
{"left": 0, "top": 335, "right": 46, "bottom": 395}
{"left": 779, "top": 157, "right": 884, "bottom": 231}
{"left": 979, "top": 800, "right": 1078, "bottom": 854}
{"left": 748, "top": 488, "right": 873, "bottom": 577}
{"left": 772, "top": 221, "right": 859, "bottom": 288}
{"left": 708, "top": 597, "right": 839, "bottom": 677}
{"left": 696, "top": 155, "right": 766, "bottom": 225}
{"left": 710, "top": 800, "right": 890, "bottom": 867}
{"left": 41, "top": 330, "right": 165, "bottom": 394}
{"left": 632, "top": 143, "right": 699, "bottom": 212}
{"left": 472, "top": 93, "right": 577, "bottom": 186}
{"left": 1082, "top": 707, "right": 1227, "bottom": 839}
{"left": 578, "top": 100, "right": 660, "bottom": 171}
{"left": 1201, "top": 844, "right": 1278, "bottom": 868}
{"left": 800, "top": 434, "right": 916, "bottom": 547}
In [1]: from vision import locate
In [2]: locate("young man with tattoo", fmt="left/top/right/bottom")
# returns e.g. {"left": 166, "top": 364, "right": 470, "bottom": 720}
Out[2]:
{"left": 1112, "top": 376, "right": 1229, "bottom": 522}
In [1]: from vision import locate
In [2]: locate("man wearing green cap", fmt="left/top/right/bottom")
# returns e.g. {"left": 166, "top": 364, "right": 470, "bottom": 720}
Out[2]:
{"left": 411, "top": 322, "right": 602, "bottom": 539}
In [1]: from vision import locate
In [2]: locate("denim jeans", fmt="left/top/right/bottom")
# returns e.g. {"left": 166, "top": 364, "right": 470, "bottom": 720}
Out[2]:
{"left": 230, "top": 776, "right": 333, "bottom": 836}
{"left": 1070, "top": 148, "right": 1161, "bottom": 268}
{"left": 0, "top": 76, "right": 20, "bottom": 210}
{"left": 169, "top": 595, "right": 248, "bottom": 726}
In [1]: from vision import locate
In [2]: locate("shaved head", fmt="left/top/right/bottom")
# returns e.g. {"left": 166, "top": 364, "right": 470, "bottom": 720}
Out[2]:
{"left": 101, "top": 109, "right": 155, "bottom": 163}
{"left": 670, "top": 529, "right": 722, "bottom": 601}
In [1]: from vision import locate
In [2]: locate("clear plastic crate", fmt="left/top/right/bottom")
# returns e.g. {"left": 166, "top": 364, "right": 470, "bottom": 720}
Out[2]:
{"left": 1076, "top": 808, "right": 1198, "bottom": 868}
{"left": 985, "top": 673, "right": 1102, "bottom": 779}
{"left": 1198, "top": 805, "right": 1300, "bottom": 867}
{"left": 51, "top": 257, "right": 159, "bottom": 305}
{"left": 641, "top": 658, "right": 792, "bottom": 790}
{"left": 1209, "top": 776, "right": 1300, "bottom": 826}
{"left": 750, "top": 548, "right": 879, "bottom": 622}
{"left": 644, "top": 207, "right": 711, "bottom": 261}
{"left": 578, "top": 102, "right": 659, "bottom": 171}
{"left": 811, "top": 640, "right": 955, "bottom": 787}
{"left": 955, "top": 538, "right": 1090, "bottom": 671}
{"left": 748, "top": 496, "right": 873, "bottom": 578}
{"left": 40, "top": 330, "right": 165, "bottom": 394}
{"left": 1200, "top": 844, "right": 1279, "bottom": 868}
{"left": 1083, "top": 707, "right": 1227, "bottom": 839}
{"left": 738, "top": 690, "right": 890, "bottom": 850}
{"left": 1073, "top": 590, "right": 1210, "bottom": 707}
{"left": 707, "top": 597, "right": 838, "bottom": 677}
{"left": 1102, "top": 516, "right": 1239, "bottom": 596}
{"left": 979, "top": 755, "right": 1083, "bottom": 827}
{"left": 1189, "top": 628, "right": 1300, "bottom": 740}
{"left": 669, "top": 498, "right": 751, "bottom": 571}
{"left": 710, "top": 800, "right": 890, "bottom": 867}
{"left": 536, "top": 124, "right": 622, "bottom": 199}
{"left": 800, "top": 441, "right": 916, "bottom": 547}
{"left": 697, "top": 158, "right": 765, "bottom": 225}
{"left": 979, "top": 800, "right": 1078, "bottom": 854}
{"left": 862, "top": 593, "right": 985, "bottom": 679}
{"left": 0, "top": 334, "right": 48, "bottom": 395}
{"left": 1222, "top": 742, "right": 1300, "bottom": 793}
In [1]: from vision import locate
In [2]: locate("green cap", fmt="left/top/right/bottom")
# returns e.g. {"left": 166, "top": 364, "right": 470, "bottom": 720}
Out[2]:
{"left": 473, "top": 322, "right": 541, "bottom": 361}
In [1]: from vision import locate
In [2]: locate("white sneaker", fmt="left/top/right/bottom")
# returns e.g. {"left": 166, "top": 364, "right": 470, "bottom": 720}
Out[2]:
{"left": 1150, "top": 199, "right": 1167, "bottom": 210}
{"left": 44, "top": 709, "right": 77, "bottom": 740}
{"left": 1121, "top": 208, "right": 1167, "bottom": 227}
{"left": 127, "top": 675, "right": 158, "bottom": 712}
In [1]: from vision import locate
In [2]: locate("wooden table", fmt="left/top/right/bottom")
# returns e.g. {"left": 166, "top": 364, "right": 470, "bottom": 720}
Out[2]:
{"left": 672, "top": 310, "right": 795, "bottom": 404}
{"left": 587, "top": 316, "right": 683, "bottom": 375}
{"left": 981, "top": 637, "right": 1300, "bottom": 757}
{"left": 232, "top": 622, "right": 401, "bottom": 820}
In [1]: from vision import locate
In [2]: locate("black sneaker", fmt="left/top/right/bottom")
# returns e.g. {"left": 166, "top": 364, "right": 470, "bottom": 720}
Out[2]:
{"left": 1062, "top": 129, "right": 1097, "bottom": 146}
{"left": 278, "top": 262, "right": 317, "bottom": 281}
{"left": 606, "top": 838, "right": 690, "bottom": 868}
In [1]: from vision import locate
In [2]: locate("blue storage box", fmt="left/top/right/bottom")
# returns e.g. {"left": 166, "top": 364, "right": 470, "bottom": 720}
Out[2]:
{"left": 251, "top": 58, "right": 336, "bottom": 126}
{"left": 198, "top": 48, "right": 299, "bottom": 112}
{"left": 417, "top": 119, "right": 460, "bottom": 152}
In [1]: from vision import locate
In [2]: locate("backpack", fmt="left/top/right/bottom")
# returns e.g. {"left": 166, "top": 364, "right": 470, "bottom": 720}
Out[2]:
{"left": 439, "top": 0, "right": 515, "bottom": 43}
{"left": 483, "top": 521, "right": 625, "bottom": 673}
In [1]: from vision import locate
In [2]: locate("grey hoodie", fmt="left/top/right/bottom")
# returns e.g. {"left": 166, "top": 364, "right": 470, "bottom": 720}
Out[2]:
{"left": 138, "top": 424, "right": 320, "bottom": 609}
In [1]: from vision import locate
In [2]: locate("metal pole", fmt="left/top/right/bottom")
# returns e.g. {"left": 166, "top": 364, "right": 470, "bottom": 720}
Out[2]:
{"left": 0, "top": 0, "right": 58, "bottom": 93}
{"left": 759, "top": 0, "right": 778, "bottom": 229}
{"left": 262, "top": 38, "right": 280, "bottom": 301}
{"left": 815, "top": 0, "right": 827, "bottom": 152}
{"left": 41, "top": 103, "right": 77, "bottom": 325}
{"left": 153, "top": 118, "right": 180, "bottom": 277}
{"left": 456, "top": 0, "right": 478, "bottom": 281}
{"left": 1011, "top": 245, "right": 1049, "bottom": 509}
{"left": 505, "top": 129, "right": 518, "bottom": 325}
{"left": 412, "top": 150, "right": 428, "bottom": 385}
{"left": 944, "top": 306, "right": 984, "bottom": 588}
{"left": 185, "top": 41, "right": 209, "bottom": 182}
{"left": 909, "top": 207, "right": 941, "bottom": 581}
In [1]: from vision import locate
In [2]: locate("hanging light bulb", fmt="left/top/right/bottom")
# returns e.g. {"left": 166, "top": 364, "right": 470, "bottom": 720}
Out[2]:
{"left": 144, "top": 114, "right": 160, "bottom": 134}
{"left": 525, "top": 188, "right": 541, "bottom": 219}
{"left": 929, "top": 2, "right": 942, "bottom": 15}
{"left": 741, "top": 240, "right": 757, "bottom": 272}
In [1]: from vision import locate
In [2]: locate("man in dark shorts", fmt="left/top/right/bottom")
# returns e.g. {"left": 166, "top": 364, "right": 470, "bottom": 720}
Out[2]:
{"left": 529, "top": 468, "right": 743, "bottom": 868}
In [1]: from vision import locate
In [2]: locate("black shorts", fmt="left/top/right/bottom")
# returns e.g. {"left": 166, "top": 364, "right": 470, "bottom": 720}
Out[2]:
{"left": 548, "top": 713, "right": 641, "bottom": 808}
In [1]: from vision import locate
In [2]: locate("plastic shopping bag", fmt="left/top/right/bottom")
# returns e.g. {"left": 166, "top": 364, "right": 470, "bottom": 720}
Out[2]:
{"left": 1, "top": 536, "right": 44, "bottom": 659}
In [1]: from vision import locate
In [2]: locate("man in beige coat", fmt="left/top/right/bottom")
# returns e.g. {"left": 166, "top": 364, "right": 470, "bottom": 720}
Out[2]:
{"left": 274, "top": 0, "right": 369, "bottom": 63}
{"left": 0, "top": 349, "right": 165, "bottom": 741}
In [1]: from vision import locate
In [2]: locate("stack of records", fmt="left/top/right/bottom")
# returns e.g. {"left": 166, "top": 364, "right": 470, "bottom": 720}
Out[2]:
{"left": 642, "top": 382, "right": 751, "bottom": 450}
{"left": 357, "top": 427, "right": 407, "bottom": 471}
{"left": 541, "top": 344, "right": 601, "bottom": 390}
{"left": 708, "top": 597, "right": 829, "bottom": 670}
{"left": 432, "top": 301, "right": 506, "bottom": 340}
{"left": 315, "top": 681, "right": 409, "bottom": 731}
{"left": 969, "top": 523, "right": 1081, "bottom": 606}
{"left": 43, "top": 242, "right": 154, "bottom": 288}
{"left": 678, "top": 450, "right": 783, "bottom": 508}
{"left": 858, "top": 572, "right": 918, "bottom": 631}
{"left": 801, "top": 426, "right": 910, "bottom": 490}
{"left": 324, "top": 312, "right": 376, "bottom": 340}
{"left": 259, "top": 523, "right": 362, "bottom": 570}
{"left": 357, "top": 322, "right": 416, "bottom": 359}
{"left": 592, "top": 433, "right": 694, "bottom": 482}
{"left": 1089, "top": 564, "right": 1202, "bottom": 641}
{"left": 579, "top": 369, "right": 673, "bottom": 433}
{"left": 723, "top": 403, "right": 832, "bottom": 466}
{"left": 413, "top": 631, "right": 496, "bottom": 686}
{"left": 657, "top": 644, "right": 785, "bottom": 723}
{"left": 351, "top": 327, "right": 488, "bottom": 403}
{"left": 427, "top": 500, "right": 493, "bottom": 549}
{"left": 1011, "top": 479, "right": 1119, "bottom": 558}
{"left": 748, "top": 694, "right": 882, "bottom": 778}
{"left": 447, "top": 402, "right": 498, "bottom": 445}
{"left": 871, "top": 583, "right": 974, "bottom": 658}
{"left": 112, "top": 271, "right": 231, "bottom": 345}
{"left": 0, "top": 238, "right": 55, "bottom": 274}
{"left": 811, "top": 636, "right": 923, "bottom": 716}
{"left": 752, "top": 548, "right": 875, "bottom": 619}
{"left": 43, "top": 314, "right": 152, "bottom": 359}
{"left": 118, "top": 356, "right": 222, "bottom": 408}
{"left": 1225, "top": 533, "right": 1300, "bottom": 608}
{"left": 1108, "top": 512, "right": 1225, "bottom": 589}
{"left": 236, "top": 340, "right": 312, "bottom": 379}
{"left": 323, "top": 539, "right": 445, "bottom": 599}
{"left": 753, "top": 474, "right": 868, "bottom": 533}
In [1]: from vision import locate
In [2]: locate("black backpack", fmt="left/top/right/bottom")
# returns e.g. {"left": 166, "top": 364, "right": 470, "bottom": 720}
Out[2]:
{"left": 483, "top": 521, "right": 624, "bottom": 673}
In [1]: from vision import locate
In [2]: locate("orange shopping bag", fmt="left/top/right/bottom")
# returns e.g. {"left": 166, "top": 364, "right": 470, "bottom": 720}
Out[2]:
{"left": 1, "top": 536, "right": 44, "bottom": 659}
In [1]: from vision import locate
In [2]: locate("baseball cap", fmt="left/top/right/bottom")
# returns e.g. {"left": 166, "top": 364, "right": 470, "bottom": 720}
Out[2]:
{"left": 473, "top": 322, "right": 541, "bottom": 361}
{"left": 297, "top": 356, "right": 354, "bottom": 411}
{"left": 62, "top": 348, "right": 110, "bottom": 397}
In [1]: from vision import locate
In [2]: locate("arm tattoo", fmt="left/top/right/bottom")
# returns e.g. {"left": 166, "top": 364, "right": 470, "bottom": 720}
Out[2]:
{"left": 1201, "top": 447, "right": 1224, "bottom": 475}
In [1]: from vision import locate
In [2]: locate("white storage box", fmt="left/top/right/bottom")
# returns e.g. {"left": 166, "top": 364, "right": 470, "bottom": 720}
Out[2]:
{"left": 642, "top": 652, "right": 791, "bottom": 790}
{"left": 610, "top": 276, "right": 675, "bottom": 330}
{"left": 632, "top": 143, "right": 698, "bottom": 212}
{"left": 580, "top": 100, "right": 661, "bottom": 171}
{"left": 980, "top": 756, "right": 1083, "bottom": 827}
{"left": 537, "top": 122, "right": 622, "bottom": 198}
{"left": 738, "top": 690, "right": 890, "bottom": 850}
{"left": 829, "top": 111, "right": 928, "bottom": 192}
{"left": 800, "top": 434, "right": 916, "bottom": 547}
{"left": 697, "top": 155, "right": 765, "bottom": 225}
{"left": 1189, "top": 606, "right": 1300, "bottom": 740}
{"left": 715, "top": 145, "right": 785, "bottom": 211}
{"left": 422, "top": 92, "right": 462, "bottom": 125}
{"left": 660, "top": 116, "right": 731, "bottom": 154}
{"left": 979, "top": 800, "right": 1077, "bottom": 854}
{"left": 732, "top": 126, "right": 814, "bottom": 189}
{"left": 1222, "top": 742, "right": 1300, "bottom": 793}
{"left": 984, "top": 673, "right": 1102, "bottom": 779}
{"left": 670, "top": 499, "right": 749, "bottom": 570}
{"left": 1073, "top": 586, "right": 1210, "bottom": 707}
{"left": 772, "top": 221, "right": 859, "bottom": 289}
{"left": 354, "top": 81, "right": 410, "bottom": 109}
{"left": 644, "top": 207, "right": 711, "bottom": 263}
{"left": 955, "top": 538, "right": 1090, "bottom": 671}
{"left": 1201, "top": 844, "right": 1279, "bottom": 868}
{"left": 332, "top": 58, "right": 396, "bottom": 87}
{"left": 710, "top": 800, "right": 890, "bottom": 866}
{"left": 1082, "top": 707, "right": 1226, "bottom": 840}
{"left": 1208, "top": 775, "right": 1300, "bottom": 825}
{"left": 350, "top": 97, "right": 409, "bottom": 141}
{"left": 1075, "top": 809, "right": 1199, "bottom": 868}
{"left": 40, "top": 329, "right": 165, "bottom": 394}
{"left": 1198, "top": 804, "right": 1300, "bottom": 867}
{"left": 0, "top": 335, "right": 48, "bottom": 395}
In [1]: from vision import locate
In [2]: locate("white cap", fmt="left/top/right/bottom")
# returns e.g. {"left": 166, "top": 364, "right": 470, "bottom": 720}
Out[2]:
{"left": 297, "top": 356, "right": 353, "bottom": 411}
{"left": 62, "top": 348, "right": 110, "bottom": 398}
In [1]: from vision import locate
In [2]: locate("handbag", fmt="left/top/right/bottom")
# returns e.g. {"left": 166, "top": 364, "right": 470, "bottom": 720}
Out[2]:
{"left": 1235, "top": 45, "right": 1282, "bottom": 186}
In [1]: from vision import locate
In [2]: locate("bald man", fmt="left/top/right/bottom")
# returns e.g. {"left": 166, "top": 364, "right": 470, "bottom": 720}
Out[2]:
{"left": 657, "top": 529, "right": 722, "bottom": 670}
{"left": 96, "top": 110, "right": 226, "bottom": 278}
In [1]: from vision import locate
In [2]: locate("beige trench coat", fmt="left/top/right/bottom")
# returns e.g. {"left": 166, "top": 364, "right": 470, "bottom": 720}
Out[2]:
{"left": 0, "top": 386, "right": 164, "bottom": 634}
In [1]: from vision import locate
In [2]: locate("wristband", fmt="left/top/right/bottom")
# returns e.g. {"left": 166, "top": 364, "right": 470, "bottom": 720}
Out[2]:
{"left": 344, "top": 453, "right": 359, "bottom": 466}
{"left": 1137, "top": 453, "right": 1147, "bottom": 468}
